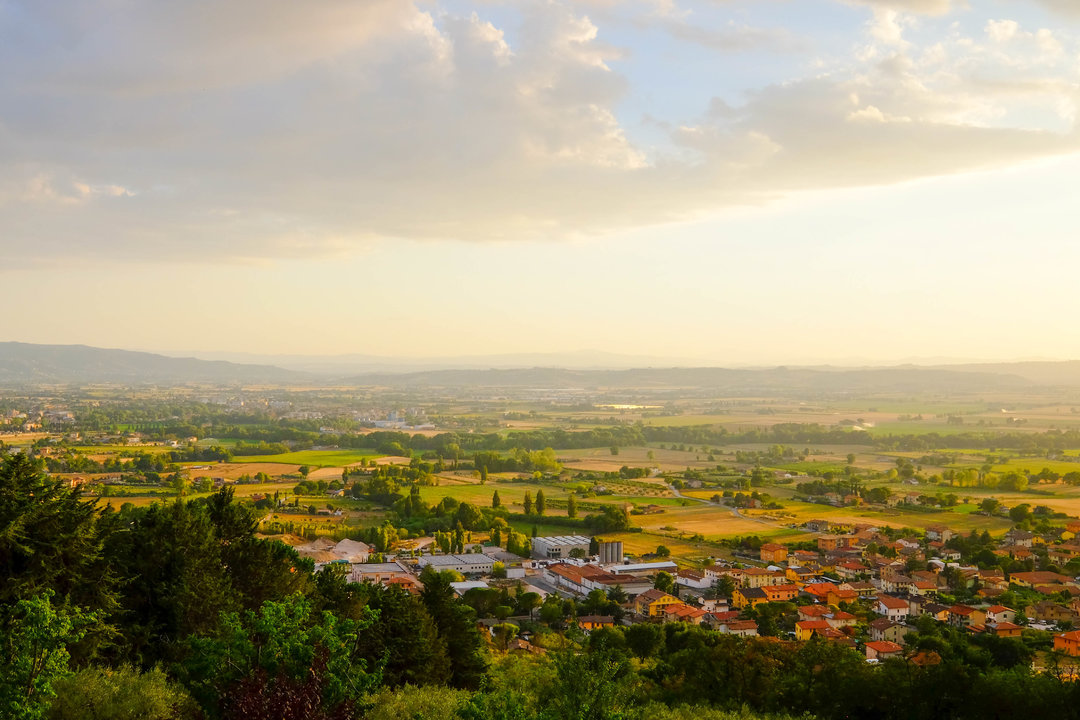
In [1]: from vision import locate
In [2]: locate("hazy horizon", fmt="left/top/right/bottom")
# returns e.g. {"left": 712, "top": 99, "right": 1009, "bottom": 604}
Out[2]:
{"left": 5, "top": 1, "right": 1080, "bottom": 362}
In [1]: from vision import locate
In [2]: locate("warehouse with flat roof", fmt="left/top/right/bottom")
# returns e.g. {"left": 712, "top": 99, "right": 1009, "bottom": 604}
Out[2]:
{"left": 531, "top": 535, "right": 591, "bottom": 560}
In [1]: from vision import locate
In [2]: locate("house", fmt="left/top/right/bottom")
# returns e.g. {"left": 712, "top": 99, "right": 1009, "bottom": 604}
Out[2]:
{"left": 803, "top": 582, "right": 839, "bottom": 603}
{"left": 717, "top": 620, "right": 759, "bottom": 637}
{"left": 865, "top": 640, "right": 905, "bottom": 661}
{"left": 796, "top": 620, "right": 833, "bottom": 642}
{"left": 869, "top": 618, "right": 908, "bottom": 644}
{"left": 634, "top": 589, "right": 682, "bottom": 617}
{"left": 733, "top": 586, "right": 770, "bottom": 609}
{"left": 786, "top": 567, "right": 817, "bottom": 585}
{"left": 827, "top": 611, "right": 857, "bottom": 630}
{"left": 827, "top": 585, "right": 859, "bottom": 606}
{"left": 576, "top": 615, "right": 615, "bottom": 631}
{"left": 875, "top": 594, "right": 911, "bottom": 620}
{"left": 949, "top": 605, "right": 986, "bottom": 628}
{"left": 985, "top": 605, "right": 1016, "bottom": 626}
{"left": 1054, "top": 630, "right": 1080, "bottom": 657}
{"left": 1048, "top": 545, "right": 1080, "bottom": 565}
{"left": 847, "top": 581, "right": 878, "bottom": 597}
{"left": 676, "top": 569, "right": 713, "bottom": 590}
{"left": 762, "top": 584, "right": 800, "bottom": 603}
{"left": 836, "top": 560, "right": 870, "bottom": 579}
{"left": 797, "top": 605, "right": 832, "bottom": 622}
{"left": 991, "top": 622, "right": 1023, "bottom": 638}
{"left": 817, "top": 535, "right": 856, "bottom": 552}
{"left": 661, "top": 603, "right": 708, "bottom": 625}
{"left": 760, "top": 543, "right": 789, "bottom": 564}
{"left": 919, "top": 602, "right": 952, "bottom": 622}
{"left": 925, "top": 524, "right": 954, "bottom": 543}
{"left": 1031, "top": 601, "right": 1079, "bottom": 624}
{"left": 1003, "top": 530, "right": 1035, "bottom": 548}
{"left": 741, "top": 567, "right": 787, "bottom": 588}
{"left": 1010, "top": 571, "right": 1077, "bottom": 590}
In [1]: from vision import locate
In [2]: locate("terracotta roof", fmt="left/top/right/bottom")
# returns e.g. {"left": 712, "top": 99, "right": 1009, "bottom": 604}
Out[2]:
{"left": 866, "top": 640, "right": 904, "bottom": 653}
{"left": 876, "top": 595, "right": 909, "bottom": 610}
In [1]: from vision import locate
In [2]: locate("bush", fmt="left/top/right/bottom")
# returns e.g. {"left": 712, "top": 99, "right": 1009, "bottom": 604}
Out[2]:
{"left": 47, "top": 666, "right": 199, "bottom": 720}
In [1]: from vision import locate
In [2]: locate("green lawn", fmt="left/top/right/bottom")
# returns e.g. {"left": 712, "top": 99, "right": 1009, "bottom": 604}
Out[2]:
{"left": 232, "top": 449, "right": 379, "bottom": 467}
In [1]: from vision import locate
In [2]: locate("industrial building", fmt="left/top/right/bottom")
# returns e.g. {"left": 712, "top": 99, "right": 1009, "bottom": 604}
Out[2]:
{"left": 531, "top": 535, "right": 591, "bottom": 560}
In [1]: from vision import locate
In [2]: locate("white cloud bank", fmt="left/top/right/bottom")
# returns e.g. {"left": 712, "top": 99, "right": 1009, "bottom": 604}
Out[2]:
{"left": 1, "top": 0, "right": 1078, "bottom": 262}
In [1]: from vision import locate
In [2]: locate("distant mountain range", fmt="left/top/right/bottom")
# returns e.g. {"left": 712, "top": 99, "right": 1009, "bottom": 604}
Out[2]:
{"left": 160, "top": 349, "right": 703, "bottom": 374}
{"left": 0, "top": 342, "right": 302, "bottom": 385}
{"left": 6, "top": 341, "right": 1080, "bottom": 393}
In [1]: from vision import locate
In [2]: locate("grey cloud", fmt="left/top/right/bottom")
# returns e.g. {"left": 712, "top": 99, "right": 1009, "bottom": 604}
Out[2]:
{"left": 1, "top": 0, "right": 1078, "bottom": 263}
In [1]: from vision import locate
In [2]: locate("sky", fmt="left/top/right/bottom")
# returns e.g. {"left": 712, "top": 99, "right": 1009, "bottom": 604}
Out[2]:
{"left": 2, "top": 0, "right": 1080, "bottom": 365}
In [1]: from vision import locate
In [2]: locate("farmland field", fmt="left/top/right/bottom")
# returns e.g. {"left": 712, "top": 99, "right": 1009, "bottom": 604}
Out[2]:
{"left": 232, "top": 449, "right": 379, "bottom": 467}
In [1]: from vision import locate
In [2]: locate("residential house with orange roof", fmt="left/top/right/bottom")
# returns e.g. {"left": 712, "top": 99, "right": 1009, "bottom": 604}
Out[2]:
{"left": 1054, "top": 630, "right": 1080, "bottom": 656}
{"left": 826, "top": 584, "right": 859, "bottom": 606}
{"left": 865, "top": 640, "right": 905, "bottom": 661}
{"left": 875, "top": 594, "right": 911, "bottom": 620}
{"left": 576, "top": 615, "right": 615, "bottom": 631}
{"left": 797, "top": 604, "right": 832, "bottom": 621}
{"left": 985, "top": 605, "right": 1016, "bottom": 626}
{"left": 803, "top": 582, "right": 838, "bottom": 603}
{"left": 633, "top": 588, "right": 682, "bottom": 617}
{"left": 990, "top": 622, "right": 1022, "bottom": 638}
{"left": 762, "top": 584, "right": 800, "bottom": 603}
{"left": 949, "top": 605, "right": 986, "bottom": 628}
{"left": 827, "top": 611, "right": 857, "bottom": 630}
{"left": 796, "top": 620, "right": 833, "bottom": 642}
{"left": 717, "top": 619, "right": 759, "bottom": 637}
{"left": 759, "top": 543, "right": 789, "bottom": 564}
{"left": 786, "top": 566, "right": 817, "bottom": 585}
{"left": 742, "top": 567, "right": 787, "bottom": 588}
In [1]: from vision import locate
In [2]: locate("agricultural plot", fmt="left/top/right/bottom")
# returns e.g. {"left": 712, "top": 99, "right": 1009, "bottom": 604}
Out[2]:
{"left": 232, "top": 449, "right": 379, "bottom": 467}
{"left": 184, "top": 462, "right": 300, "bottom": 479}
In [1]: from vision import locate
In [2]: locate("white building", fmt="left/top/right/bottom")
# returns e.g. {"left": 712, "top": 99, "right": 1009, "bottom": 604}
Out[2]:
{"left": 417, "top": 553, "right": 498, "bottom": 574}
{"left": 531, "top": 535, "right": 591, "bottom": 560}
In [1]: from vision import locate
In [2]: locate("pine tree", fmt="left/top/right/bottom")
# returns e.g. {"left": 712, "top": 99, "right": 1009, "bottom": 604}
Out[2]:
{"left": 523, "top": 491, "right": 533, "bottom": 515}
{"left": 567, "top": 494, "right": 577, "bottom": 518}
{"left": 492, "top": 490, "right": 501, "bottom": 508}
{"left": 535, "top": 489, "right": 546, "bottom": 516}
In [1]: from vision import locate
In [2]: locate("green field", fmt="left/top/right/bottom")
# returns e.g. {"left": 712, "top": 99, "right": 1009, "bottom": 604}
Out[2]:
{"left": 232, "top": 449, "right": 379, "bottom": 467}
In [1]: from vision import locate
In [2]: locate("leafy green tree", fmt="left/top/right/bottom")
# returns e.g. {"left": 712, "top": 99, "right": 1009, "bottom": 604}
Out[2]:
{"left": 0, "top": 454, "right": 118, "bottom": 636}
{"left": 535, "top": 490, "right": 546, "bottom": 516}
{"left": 0, "top": 591, "right": 96, "bottom": 720}
{"left": 418, "top": 566, "right": 487, "bottom": 689}
{"left": 567, "top": 494, "right": 578, "bottom": 518}
{"left": 523, "top": 492, "right": 533, "bottom": 515}
{"left": 183, "top": 595, "right": 379, "bottom": 717}
{"left": 547, "top": 648, "right": 632, "bottom": 720}
{"left": 624, "top": 623, "right": 664, "bottom": 660}
{"left": 653, "top": 571, "right": 675, "bottom": 594}
{"left": 491, "top": 490, "right": 501, "bottom": 508}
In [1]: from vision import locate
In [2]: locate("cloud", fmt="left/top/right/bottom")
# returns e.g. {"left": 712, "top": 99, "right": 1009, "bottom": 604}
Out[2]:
{"left": 2, "top": 0, "right": 1079, "bottom": 263}
{"left": 843, "top": 0, "right": 956, "bottom": 15}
